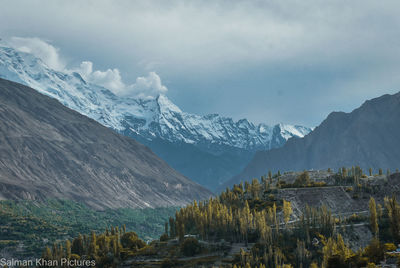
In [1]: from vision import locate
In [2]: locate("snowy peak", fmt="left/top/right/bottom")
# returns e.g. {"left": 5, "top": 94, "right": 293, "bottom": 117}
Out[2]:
{"left": 0, "top": 45, "right": 312, "bottom": 152}
{"left": 156, "top": 94, "right": 182, "bottom": 114}
{"left": 278, "top": 123, "right": 311, "bottom": 140}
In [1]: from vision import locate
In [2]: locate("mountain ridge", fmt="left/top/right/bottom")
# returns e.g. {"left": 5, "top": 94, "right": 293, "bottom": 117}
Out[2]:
{"left": 0, "top": 45, "right": 311, "bottom": 151}
{"left": 223, "top": 91, "right": 400, "bottom": 189}
{"left": 0, "top": 78, "right": 212, "bottom": 209}
{"left": 0, "top": 46, "right": 311, "bottom": 190}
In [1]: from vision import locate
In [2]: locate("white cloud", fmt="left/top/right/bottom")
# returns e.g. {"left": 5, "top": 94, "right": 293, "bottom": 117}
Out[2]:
{"left": 7, "top": 37, "right": 65, "bottom": 71}
{"left": 5, "top": 36, "right": 168, "bottom": 99}
{"left": 127, "top": 72, "right": 168, "bottom": 99}
{"left": 77, "top": 61, "right": 125, "bottom": 93}
{"left": 76, "top": 61, "right": 167, "bottom": 99}
{"left": 77, "top": 61, "right": 93, "bottom": 78}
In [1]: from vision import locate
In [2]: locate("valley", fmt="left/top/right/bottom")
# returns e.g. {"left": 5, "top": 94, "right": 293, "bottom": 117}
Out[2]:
{"left": 0, "top": 35, "right": 400, "bottom": 268}
{"left": 0, "top": 200, "right": 178, "bottom": 259}
{"left": 0, "top": 76, "right": 399, "bottom": 267}
{"left": 1, "top": 2, "right": 400, "bottom": 267}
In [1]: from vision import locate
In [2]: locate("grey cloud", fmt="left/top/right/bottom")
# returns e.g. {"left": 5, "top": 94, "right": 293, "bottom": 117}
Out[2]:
{"left": 1, "top": 0, "right": 400, "bottom": 126}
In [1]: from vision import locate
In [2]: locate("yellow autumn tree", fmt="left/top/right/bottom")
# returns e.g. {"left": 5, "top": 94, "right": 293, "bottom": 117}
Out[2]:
{"left": 369, "top": 197, "right": 378, "bottom": 236}
{"left": 283, "top": 200, "right": 293, "bottom": 226}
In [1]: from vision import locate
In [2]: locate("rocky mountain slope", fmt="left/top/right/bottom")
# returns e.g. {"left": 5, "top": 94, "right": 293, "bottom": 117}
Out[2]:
{"left": 0, "top": 78, "right": 212, "bottom": 209}
{"left": 0, "top": 46, "right": 311, "bottom": 190}
{"left": 224, "top": 92, "right": 400, "bottom": 188}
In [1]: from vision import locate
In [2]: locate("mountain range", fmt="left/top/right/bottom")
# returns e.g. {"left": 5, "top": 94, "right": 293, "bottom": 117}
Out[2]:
{"left": 224, "top": 91, "right": 400, "bottom": 188}
{"left": 0, "top": 46, "right": 311, "bottom": 190}
{"left": 0, "top": 78, "right": 212, "bottom": 209}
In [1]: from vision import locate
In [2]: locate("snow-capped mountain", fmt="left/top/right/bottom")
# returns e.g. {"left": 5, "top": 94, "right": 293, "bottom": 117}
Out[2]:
{"left": 0, "top": 45, "right": 311, "bottom": 190}
{"left": 0, "top": 46, "right": 310, "bottom": 151}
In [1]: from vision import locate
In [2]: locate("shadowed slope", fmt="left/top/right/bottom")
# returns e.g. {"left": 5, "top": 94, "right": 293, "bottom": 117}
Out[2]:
{"left": 0, "top": 78, "right": 212, "bottom": 209}
{"left": 224, "top": 92, "right": 400, "bottom": 188}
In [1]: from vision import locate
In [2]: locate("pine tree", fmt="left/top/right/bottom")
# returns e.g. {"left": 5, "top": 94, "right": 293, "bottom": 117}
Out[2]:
{"left": 369, "top": 168, "right": 373, "bottom": 176}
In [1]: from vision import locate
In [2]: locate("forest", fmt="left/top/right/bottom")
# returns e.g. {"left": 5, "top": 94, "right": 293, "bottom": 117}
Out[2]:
{"left": 41, "top": 168, "right": 400, "bottom": 267}
{"left": 0, "top": 200, "right": 177, "bottom": 258}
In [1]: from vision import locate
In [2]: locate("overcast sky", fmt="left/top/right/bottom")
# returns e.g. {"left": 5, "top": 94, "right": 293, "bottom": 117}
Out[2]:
{"left": 1, "top": 0, "right": 400, "bottom": 127}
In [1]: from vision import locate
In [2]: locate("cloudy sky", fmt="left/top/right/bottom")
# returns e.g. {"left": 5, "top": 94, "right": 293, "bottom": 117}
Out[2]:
{"left": 1, "top": 0, "right": 400, "bottom": 127}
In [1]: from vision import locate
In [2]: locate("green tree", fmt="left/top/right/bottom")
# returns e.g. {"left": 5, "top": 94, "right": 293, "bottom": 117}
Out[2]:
{"left": 364, "top": 237, "right": 384, "bottom": 264}
{"left": 181, "top": 237, "right": 201, "bottom": 256}
{"left": 294, "top": 171, "right": 310, "bottom": 187}
{"left": 88, "top": 231, "right": 97, "bottom": 258}
{"left": 121, "top": 232, "right": 145, "bottom": 250}
{"left": 164, "top": 222, "right": 169, "bottom": 237}
{"left": 169, "top": 217, "right": 175, "bottom": 238}
{"left": 178, "top": 221, "right": 185, "bottom": 242}
{"left": 71, "top": 234, "right": 84, "bottom": 256}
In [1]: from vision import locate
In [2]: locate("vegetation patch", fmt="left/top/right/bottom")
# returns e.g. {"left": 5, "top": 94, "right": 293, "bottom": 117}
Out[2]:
{"left": 0, "top": 199, "right": 177, "bottom": 258}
